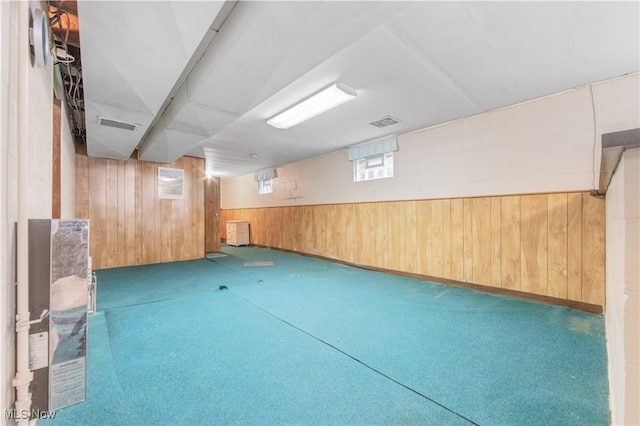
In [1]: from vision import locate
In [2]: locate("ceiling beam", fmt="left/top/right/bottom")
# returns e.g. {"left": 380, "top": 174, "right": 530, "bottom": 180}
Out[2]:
{"left": 598, "top": 128, "right": 640, "bottom": 195}
{"left": 137, "top": 1, "right": 239, "bottom": 161}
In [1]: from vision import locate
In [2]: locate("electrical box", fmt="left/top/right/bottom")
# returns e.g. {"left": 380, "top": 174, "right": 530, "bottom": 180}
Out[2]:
{"left": 28, "top": 219, "right": 89, "bottom": 414}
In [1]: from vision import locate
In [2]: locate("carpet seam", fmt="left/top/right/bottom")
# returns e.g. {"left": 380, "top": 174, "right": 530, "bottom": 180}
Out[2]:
{"left": 224, "top": 288, "right": 480, "bottom": 426}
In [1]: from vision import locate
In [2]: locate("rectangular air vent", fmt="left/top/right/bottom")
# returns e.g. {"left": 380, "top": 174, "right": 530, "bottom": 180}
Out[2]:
{"left": 98, "top": 117, "right": 138, "bottom": 131}
{"left": 369, "top": 115, "right": 401, "bottom": 128}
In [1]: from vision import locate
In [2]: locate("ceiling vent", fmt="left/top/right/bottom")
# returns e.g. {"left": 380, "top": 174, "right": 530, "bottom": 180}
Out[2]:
{"left": 369, "top": 115, "right": 401, "bottom": 128}
{"left": 97, "top": 117, "right": 138, "bottom": 131}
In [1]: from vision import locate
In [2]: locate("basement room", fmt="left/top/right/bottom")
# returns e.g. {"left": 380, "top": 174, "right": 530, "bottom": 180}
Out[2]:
{"left": 1, "top": 1, "right": 638, "bottom": 425}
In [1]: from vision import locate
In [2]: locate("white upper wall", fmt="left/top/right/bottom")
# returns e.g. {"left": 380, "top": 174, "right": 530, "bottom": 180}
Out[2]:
{"left": 25, "top": 25, "right": 54, "bottom": 218}
{"left": 0, "top": 0, "right": 16, "bottom": 414}
{"left": 221, "top": 73, "right": 639, "bottom": 209}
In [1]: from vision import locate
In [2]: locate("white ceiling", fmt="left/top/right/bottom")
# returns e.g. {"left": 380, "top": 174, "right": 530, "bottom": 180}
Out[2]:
{"left": 77, "top": 1, "right": 640, "bottom": 178}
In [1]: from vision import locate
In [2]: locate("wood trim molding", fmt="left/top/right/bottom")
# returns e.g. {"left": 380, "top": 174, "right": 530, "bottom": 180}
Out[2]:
{"left": 251, "top": 243, "right": 603, "bottom": 314}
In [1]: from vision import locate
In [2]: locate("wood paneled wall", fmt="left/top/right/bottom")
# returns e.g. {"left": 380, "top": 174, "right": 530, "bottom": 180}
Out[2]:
{"left": 205, "top": 177, "right": 221, "bottom": 253}
{"left": 76, "top": 154, "right": 205, "bottom": 270}
{"left": 221, "top": 192, "right": 605, "bottom": 307}
{"left": 52, "top": 99, "right": 61, "bottom": 218}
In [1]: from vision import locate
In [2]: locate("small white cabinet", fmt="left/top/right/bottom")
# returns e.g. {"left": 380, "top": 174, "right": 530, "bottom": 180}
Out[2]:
{"left": 226, "top": 220, "right": 249, "bottom": 246}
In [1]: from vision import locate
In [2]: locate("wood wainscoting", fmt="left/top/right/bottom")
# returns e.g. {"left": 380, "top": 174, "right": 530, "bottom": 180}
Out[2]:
{"left": 221, "top": 192, "right": 605, "bottom": 309}
{"left": 76, "top": 154, "right": 206, "bottom": 270}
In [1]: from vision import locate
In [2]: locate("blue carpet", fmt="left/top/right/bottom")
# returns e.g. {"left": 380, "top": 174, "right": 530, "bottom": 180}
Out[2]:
{"left": 40, "top": 245, "right": 609, "bottom": 425}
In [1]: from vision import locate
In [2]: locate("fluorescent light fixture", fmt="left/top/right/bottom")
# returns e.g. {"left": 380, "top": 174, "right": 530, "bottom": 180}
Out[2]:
{"left": 267, "top": 82, "right": 357, "bottom": 129}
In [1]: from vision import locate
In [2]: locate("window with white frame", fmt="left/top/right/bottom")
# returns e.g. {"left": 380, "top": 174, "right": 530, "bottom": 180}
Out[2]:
{"left": 255, "top": 168, "right": 277, "bottom": 195}
{"left": 258, "top": 178, "right": 273, "bottom": 194}
{"left": 354, "top": 152, "right": 394, "bottom": 182}
{"left": 349, "top": 135, "right": 397, "bottom": 182}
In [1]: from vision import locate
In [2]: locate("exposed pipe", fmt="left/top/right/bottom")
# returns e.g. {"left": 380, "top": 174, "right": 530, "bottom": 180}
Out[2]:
{"left": 12, "top": 1, "right": 33, "bottom": 424}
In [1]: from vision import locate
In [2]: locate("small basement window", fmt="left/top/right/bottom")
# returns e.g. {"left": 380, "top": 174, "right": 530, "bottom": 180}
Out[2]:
{"left": 255, "top": 168, "right": 277, "bottom": 194}
{"left": 354, "top": 152, "right": 394, "bottom": 182}
{"left": 258, "top": 178, "right": 273, "bottom": 194}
